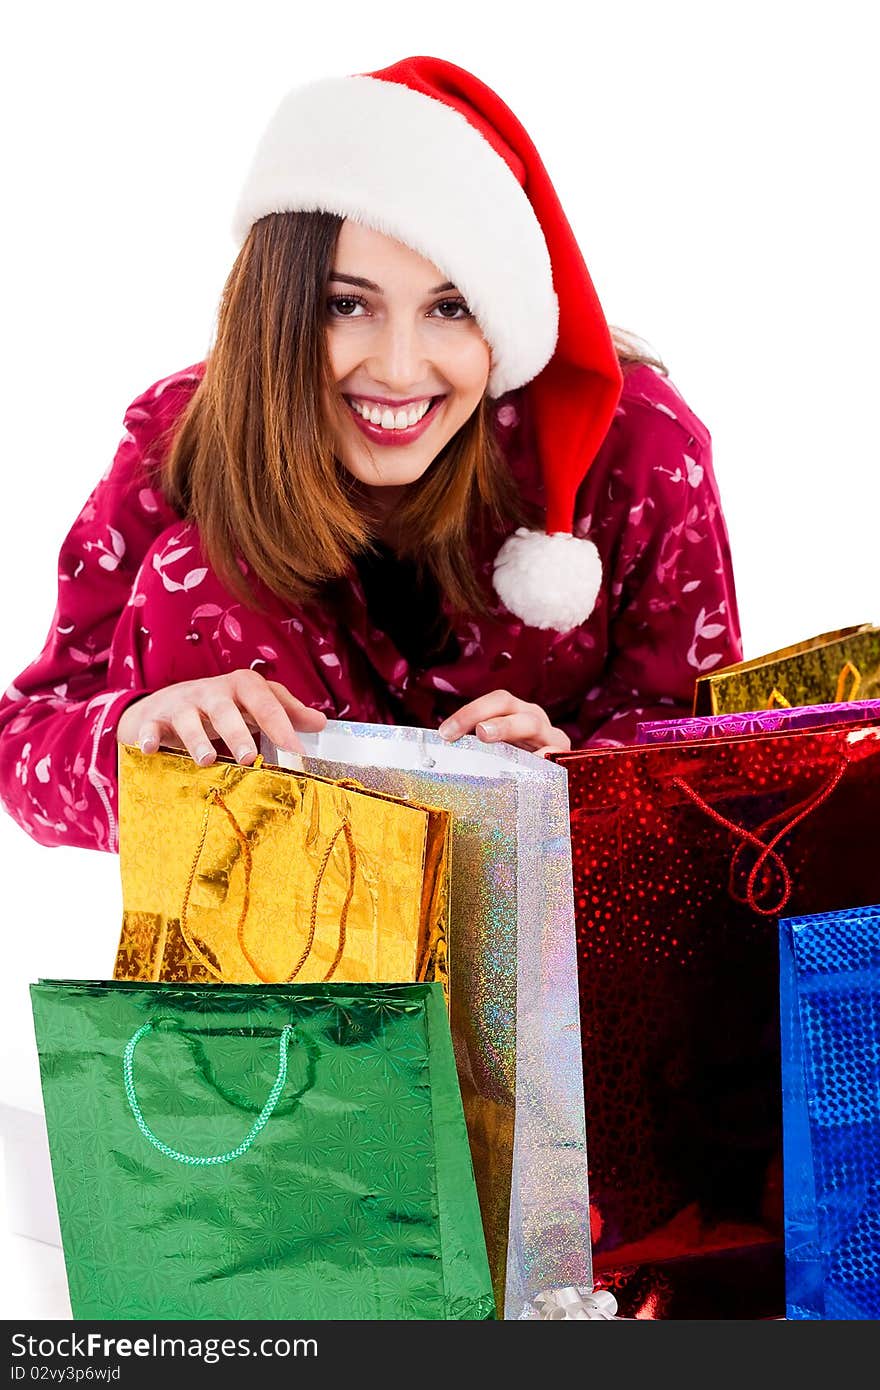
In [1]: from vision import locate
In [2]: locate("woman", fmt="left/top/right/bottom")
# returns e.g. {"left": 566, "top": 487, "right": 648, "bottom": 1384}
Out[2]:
{"left": 0, "top": 55, "right": 741, "bottom": 853}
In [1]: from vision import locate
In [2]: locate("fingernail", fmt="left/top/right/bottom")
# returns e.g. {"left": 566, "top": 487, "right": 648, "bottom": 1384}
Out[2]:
{"left": 196, "top": 745, "right": 215, "bottom": 766}
{"left": 139, "top": 737, "right": 158, "bottom": 755}
{"left": 438, "top": 720, "right": 460, "bottom": 741}
{"left": 236, "top": 746, "right": 256, "bottom": 764}
{"left": 477, "top": 721, "right": 497, "bottom": 740}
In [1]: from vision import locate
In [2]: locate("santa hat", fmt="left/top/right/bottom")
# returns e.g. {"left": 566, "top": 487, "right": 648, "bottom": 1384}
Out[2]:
{"left": 231, "top": 55, "right": 624, "bottom": 632}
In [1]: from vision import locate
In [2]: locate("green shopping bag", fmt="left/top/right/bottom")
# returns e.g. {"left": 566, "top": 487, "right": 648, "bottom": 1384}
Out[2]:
{"left": 30, "top": 979, "right": 495, "bottom": 1320}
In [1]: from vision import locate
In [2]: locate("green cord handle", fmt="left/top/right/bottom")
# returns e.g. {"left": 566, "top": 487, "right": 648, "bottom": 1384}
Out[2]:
{"left": 123, "top": 1020, "right": 295, "bottom": 1166}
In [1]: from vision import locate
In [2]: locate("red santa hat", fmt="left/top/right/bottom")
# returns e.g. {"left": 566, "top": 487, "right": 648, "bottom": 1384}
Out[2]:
{"left": 231, "top": 55, "right": 624, "bottom": 632}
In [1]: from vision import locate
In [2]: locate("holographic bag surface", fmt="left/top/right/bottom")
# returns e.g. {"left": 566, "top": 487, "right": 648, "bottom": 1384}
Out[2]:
{"left": 114, "top": 744, "right": 450, "bottom": 995}
{"left": 264, "top": 721, "right": 589, "bottom": 1321}
{"left": 552, "top": 719, "right": 880, "bottom": 1319}
{"left": 692, "top": 623, "right": 880, "bottom": 716}
{"left": 780, "top": 904, "right": 880, "bottom": 1320}
{"left": 30, "top": 979, "right": 494, "bottom": 1321}
{"left": 636, "top": 698, "right": 880, "bottom": 744}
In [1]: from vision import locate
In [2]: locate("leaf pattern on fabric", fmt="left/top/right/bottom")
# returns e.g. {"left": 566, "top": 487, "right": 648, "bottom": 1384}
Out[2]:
{"left": 0, "top": 362, "right": 742, "bottom": 850}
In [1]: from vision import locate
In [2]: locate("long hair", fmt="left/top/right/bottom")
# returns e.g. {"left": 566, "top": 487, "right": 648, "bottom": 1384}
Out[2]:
{"left": 161, "top": 211, "right": 667, "bottom": 615}
{"left": 161, "top": 211, "right": 528, "bottom": 616}
{"left": 610, "top": 325, "right": 668, "bottom": 377}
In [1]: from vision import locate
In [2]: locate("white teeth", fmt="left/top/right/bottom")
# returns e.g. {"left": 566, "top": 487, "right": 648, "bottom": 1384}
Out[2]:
{"left": 349, "top": 397, "right": 434, "bottom": 429}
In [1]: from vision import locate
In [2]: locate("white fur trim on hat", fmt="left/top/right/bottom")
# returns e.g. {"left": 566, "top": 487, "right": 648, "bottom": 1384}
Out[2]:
{"left": 231, "top": 76, "right": 559, "bottom": 397}
{"left": 492, "top": 528, "right": 603, "bottom": 632}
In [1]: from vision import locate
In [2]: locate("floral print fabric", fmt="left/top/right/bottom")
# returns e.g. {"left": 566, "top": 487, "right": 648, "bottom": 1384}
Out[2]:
{"left": 0, "top": 360, "right": 742, "bottom": 852}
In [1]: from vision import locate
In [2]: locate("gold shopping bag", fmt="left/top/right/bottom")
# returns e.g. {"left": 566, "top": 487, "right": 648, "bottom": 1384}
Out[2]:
{"left": 113, "top": 745, "right": 450, "bottom": 996}
{"left": 693, "top": 623, "right": 880, "bottom": 715}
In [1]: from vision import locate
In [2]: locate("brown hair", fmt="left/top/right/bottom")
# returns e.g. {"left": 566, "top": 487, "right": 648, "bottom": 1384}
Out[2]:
{"left": 161, "top": 211, "right": 527, "bottom": 616}
{"left": 610, "top": 326, "right": 668, "bottom": 377}
{"left": 161, "top": 211, "right": 666, "bottom": 616}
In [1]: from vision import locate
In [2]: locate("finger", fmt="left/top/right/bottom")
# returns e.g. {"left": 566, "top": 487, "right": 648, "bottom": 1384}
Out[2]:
{"left": 156, "top": 733, "right": 187, "bottom": 752}
{"left": 134, "top": 721, "right": 186, "bottom": 755}
{"left": 534, "top": 739, "right": 572, "bottom": 759}
{"left": 202, "top": 697, "right": 260, "bottom": 765}
{"left": 474, "top": 711, "right": 551, "bottom": 750}
{"left": 169, "top": 707, "right": 218, "bottom": 767}
{"left": 437, "top": 690, "right": 523, "bottom": 741}
{"left": 232, "top": 673, "right": 315, "bottom": 755}
{"left": 133, "top": 719, "right": 162, "bottom": 755}
{"left": 262, "top": 685, "right": 327, "bottom": 766}
{"left": 267, "top": 682, "right": 328, "bottom": 732}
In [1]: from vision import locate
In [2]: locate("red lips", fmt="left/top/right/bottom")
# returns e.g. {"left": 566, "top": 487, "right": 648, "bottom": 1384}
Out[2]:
{"left": 346, "top": 396, "right": 443, "bottom": 447}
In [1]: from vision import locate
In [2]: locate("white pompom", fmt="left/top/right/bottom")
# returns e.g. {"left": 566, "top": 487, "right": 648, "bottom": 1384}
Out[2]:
{"left": 492, "top": 528, "right": 602, "bottom": 632}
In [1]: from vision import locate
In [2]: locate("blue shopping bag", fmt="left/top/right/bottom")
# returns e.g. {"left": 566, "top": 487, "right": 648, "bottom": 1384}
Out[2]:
{"left": 780, "top": 904, "right": 880, "bottom": 1319}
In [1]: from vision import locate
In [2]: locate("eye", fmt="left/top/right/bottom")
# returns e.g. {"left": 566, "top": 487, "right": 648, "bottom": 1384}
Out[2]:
{"left": 431, "top": 299, "right": 472, "bottom": 320}
{"left": 327, "top": 295, "right": 368, "bottom": 318}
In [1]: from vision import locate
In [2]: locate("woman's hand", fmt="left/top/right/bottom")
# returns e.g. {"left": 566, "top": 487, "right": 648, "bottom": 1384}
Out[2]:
{"left": 437, "top": 689, "right": 571, "bottom": 757}
{"left": 116, "top": 670, "right": 327, "bottom": 766}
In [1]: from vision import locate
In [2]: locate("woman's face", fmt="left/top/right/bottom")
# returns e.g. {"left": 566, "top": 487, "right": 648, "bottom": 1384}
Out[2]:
{"left": 325, "top": 219, "right": 491, "bottom": 498}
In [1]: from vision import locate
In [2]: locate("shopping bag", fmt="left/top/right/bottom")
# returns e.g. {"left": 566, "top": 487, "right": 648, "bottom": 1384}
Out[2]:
{"left": 637, "top": 698, "right": 880, "bottom": 744}
{"left": 113, "top": 744, "right": 450, "bottom": 996}
{"left": 263, "top": 720, "right": 590, "bottom": 1321}
{"left": 551, "top": 718, "right": 880, "bottom": 1318}
{"left": 30, "top": 978, "right": 495, "bottom": 1321}
{"left": 693, "top": 623, "right": 880, "bottom": 715}
{"left": 780, "top": 903, "right": 880, "bottom": 1319}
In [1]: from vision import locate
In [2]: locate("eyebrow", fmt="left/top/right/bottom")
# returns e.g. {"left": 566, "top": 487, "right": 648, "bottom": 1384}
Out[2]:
{"left": 328, "top": 271, "right": 456, "bottom": 294}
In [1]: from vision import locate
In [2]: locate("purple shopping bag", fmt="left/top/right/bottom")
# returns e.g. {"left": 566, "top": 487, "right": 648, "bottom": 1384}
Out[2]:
{"left": 636, "top": 700, "right": 880, "bottom": 744}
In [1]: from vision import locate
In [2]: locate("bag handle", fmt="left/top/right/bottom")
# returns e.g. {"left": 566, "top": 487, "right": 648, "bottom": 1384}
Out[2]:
{"left": 287, "top": 818, "right": 356, "bottom": 983}
{"left": 179, "top": 785, "right": 357, "bottom": 983}
{"left": 834, "top": 660, "right": 862, "bottom": 703}
{"left": 180, "top": 787, "right": 252, "bottom": 981}
{"left": 123, "top": 1020, "right": 295, "bottom": 1166}
{"left": 765, "top": 687, "right": 792, "bottom": 709}
{"left": 764, "top": 660, "right": 862, "bottom": 710}
{"left": 670, "top": 757, "right": 848, "bottom": 915}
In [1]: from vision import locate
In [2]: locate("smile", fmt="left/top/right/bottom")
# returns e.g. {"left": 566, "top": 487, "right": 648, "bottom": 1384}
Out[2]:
{"left": 344, "top": 395, "right": 445, "bottom": 445}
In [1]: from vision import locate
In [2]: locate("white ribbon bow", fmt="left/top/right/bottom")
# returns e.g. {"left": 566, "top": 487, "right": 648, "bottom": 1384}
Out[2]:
{"left": 520, "top": 1286, "right": 619, "bottom": 1320}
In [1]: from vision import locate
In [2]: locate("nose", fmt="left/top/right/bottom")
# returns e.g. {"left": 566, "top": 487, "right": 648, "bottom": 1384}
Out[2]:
{"left": 365, "top": 313, "right": 430, "bottom": 393}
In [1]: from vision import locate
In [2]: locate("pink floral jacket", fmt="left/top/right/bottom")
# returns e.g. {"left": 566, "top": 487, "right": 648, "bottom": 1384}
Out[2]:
{"left": 0, "top": 359, "right": 742, "bottom": 852}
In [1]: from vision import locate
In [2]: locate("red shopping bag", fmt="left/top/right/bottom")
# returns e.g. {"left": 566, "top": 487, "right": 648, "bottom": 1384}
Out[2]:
{"left": 552, "top": 719, "right": 880, "bottom": 1319}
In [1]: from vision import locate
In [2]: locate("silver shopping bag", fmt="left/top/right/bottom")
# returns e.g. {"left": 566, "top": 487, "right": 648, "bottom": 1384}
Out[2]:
{"left": 262, "top": 720, "right": 590, "bottom": 1320}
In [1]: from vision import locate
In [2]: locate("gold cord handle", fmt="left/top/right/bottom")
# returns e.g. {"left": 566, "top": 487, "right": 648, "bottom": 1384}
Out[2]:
{"left": 179, "top": 788, "right": 251, "bottom": 981}
{"left": 834, "top": 660, "right": 862, "bottom": 703}
{"left": 284, "top": 819, "right": 357, "bottom": 983}
{"left": 180, "top": 781, "right": 357, "bottom": 983}
{"left": 766, "top": 687, "right": 792, "bottom": 709}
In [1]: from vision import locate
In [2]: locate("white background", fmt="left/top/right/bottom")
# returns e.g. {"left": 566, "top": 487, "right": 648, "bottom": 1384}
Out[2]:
{"left": 1, "top": 0, "right": 877, "bottom": 1318}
